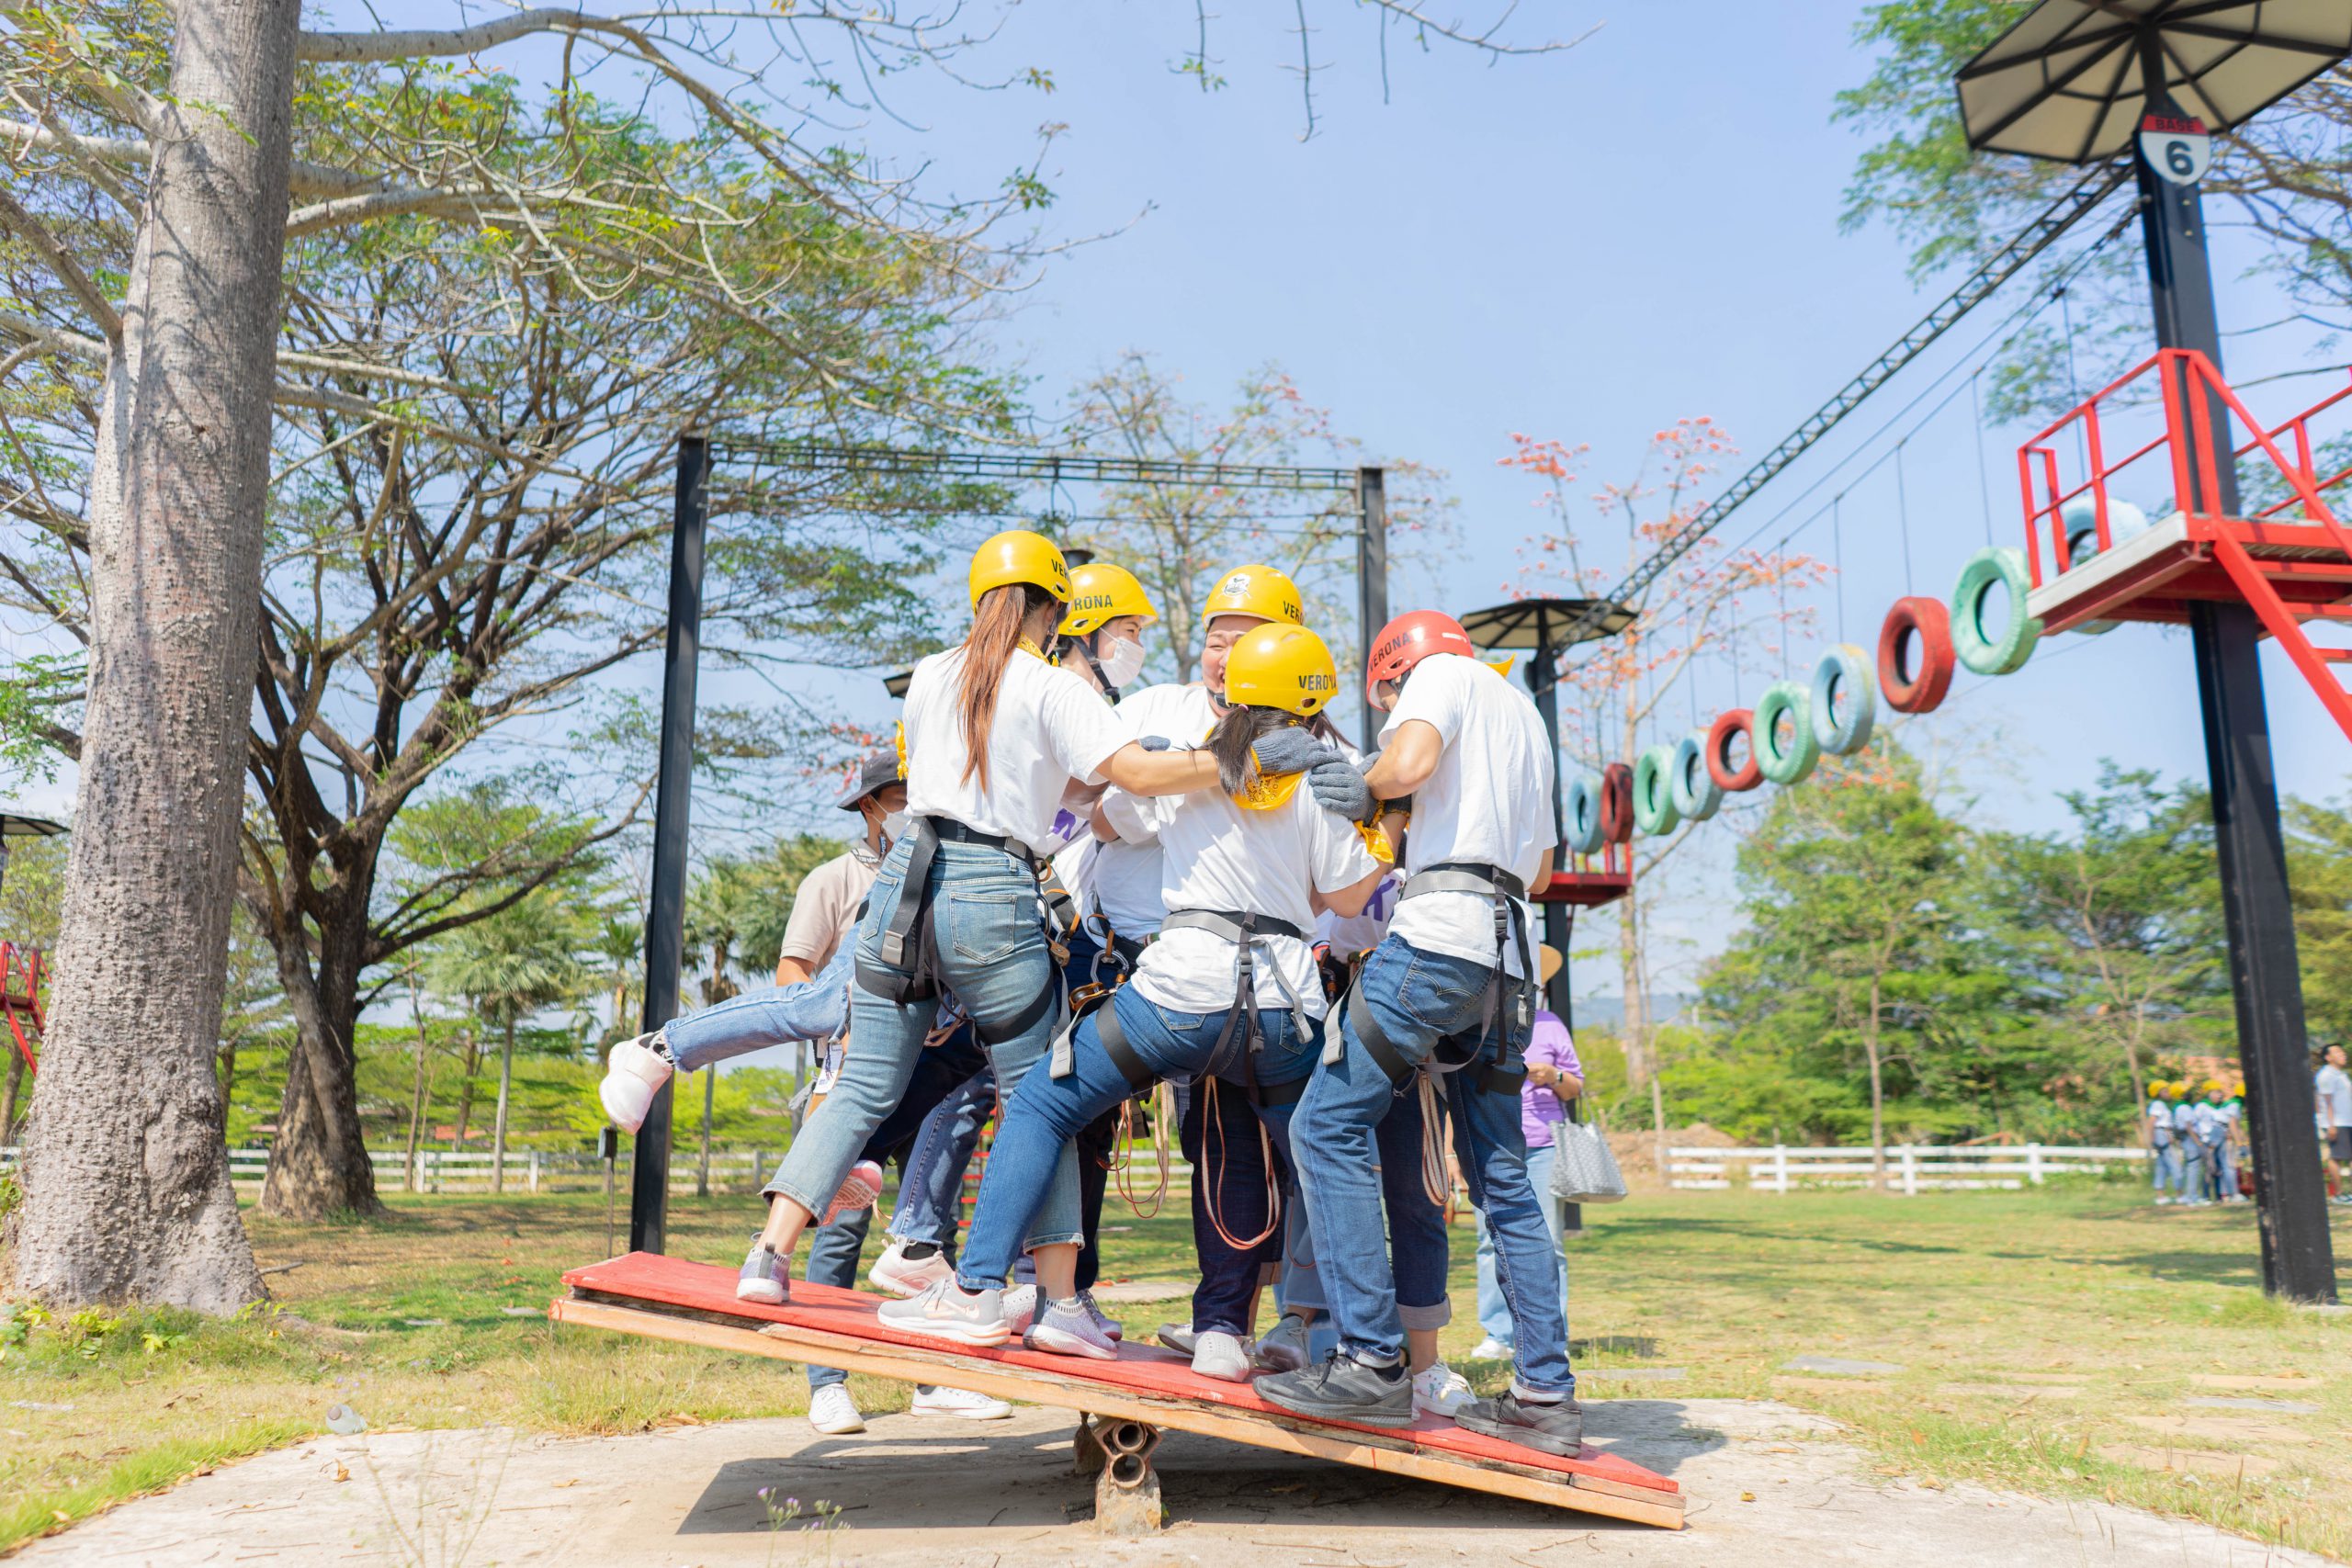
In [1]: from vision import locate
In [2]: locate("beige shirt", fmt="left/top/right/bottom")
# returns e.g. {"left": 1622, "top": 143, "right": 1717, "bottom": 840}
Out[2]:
{"left": 776, "top": 848, "right": 879, "bottom": 973}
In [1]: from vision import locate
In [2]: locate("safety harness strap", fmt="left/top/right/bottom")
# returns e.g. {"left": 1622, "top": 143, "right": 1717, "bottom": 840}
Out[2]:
{"left": 1323, "top": 862, "right": 1535, "bottom": 1097}
{"left": 1093, "top": 994, "right": 1159, "bottom": 1092}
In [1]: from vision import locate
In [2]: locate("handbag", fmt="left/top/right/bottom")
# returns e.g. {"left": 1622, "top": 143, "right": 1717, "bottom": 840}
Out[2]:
{"left": 1547, "top": 1116, "right": 1628, "bottom": 1205}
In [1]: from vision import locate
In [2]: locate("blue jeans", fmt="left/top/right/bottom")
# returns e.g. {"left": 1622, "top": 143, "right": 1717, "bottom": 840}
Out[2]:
{"left": 958, "top": 986, "right": 1318, "bottom": 1292}
{"left": 664, "top": 949, "right": 854, "bottom": 1073}
{"left": 1274, "top": 1082, "right": 1452, "bottom": 1332}
{"left": 1293, "top": 934, "right": 1571, "bottom": 1396}
{"left": 766, "top": 838, "right": 1080, "bottom": 1248}
{"left": 2149, "top": 1136, "right": 2179, "bottom": 1198}
{"left": 1476, "top": 1141, "right": 1566, "bottom": 1346}
{"left": 885, "top": 1070, "right": 995, "bottom": 1255}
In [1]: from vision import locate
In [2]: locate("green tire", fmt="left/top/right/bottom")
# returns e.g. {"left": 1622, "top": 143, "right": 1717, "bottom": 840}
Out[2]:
{"left": 1810, "top": 643, "right": 1876, "bottom": 756}
{"left": 1951, "top": 547, "right": 2042, "bottom": 675}
{"left": 1563, "top": 771, "right": 1605, "bottom": 855}
{"left": 1753, "top": 679, "right": 1820, "bottom": 786}
{"left": 1633, "top": 743, "right": 1682, "bottom": 836}
{"left": 1669, "top": 731, "right": 1724, "bottom": 822}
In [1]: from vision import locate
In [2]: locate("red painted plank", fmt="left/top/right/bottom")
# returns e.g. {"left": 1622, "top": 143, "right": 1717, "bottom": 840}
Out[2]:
{"left": 560, "top": 1251, "right": 1677, "bottom": 1496}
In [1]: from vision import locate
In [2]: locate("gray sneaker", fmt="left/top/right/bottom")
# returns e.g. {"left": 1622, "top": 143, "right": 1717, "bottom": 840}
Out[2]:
{"left": 876, "top": 1278, "right": 1010, "bottom": 1347}
{"left": 1254, "top": 1312, "right": 1310, "bottom": 1371}
{"left": 1024, "top": 1296, "right": 1119, "bottom": 1360}
{"left": 1001, "top": 1284, "right": 1039, "bottom": 1334}
{"left": 736, "top": 1240, "right": 788, "bottom": 1305}
{"left": 1071, "top": 1287, "right": 1124, "bottom": 1342}
{"left": 1191, "top": 1329, "right": 1255, "bottom": 1383}
{"left": 1453, "top": 1390, "right": 1586, "bottom": 1456}
{"left": 1256, "top": 1352, "right": 1414, "bottom": 1427}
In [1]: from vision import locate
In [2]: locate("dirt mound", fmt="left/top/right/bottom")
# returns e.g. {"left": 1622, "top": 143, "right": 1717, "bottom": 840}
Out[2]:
{"left": 1595, "top": 1120, "right": 1735, "bottom": 1190}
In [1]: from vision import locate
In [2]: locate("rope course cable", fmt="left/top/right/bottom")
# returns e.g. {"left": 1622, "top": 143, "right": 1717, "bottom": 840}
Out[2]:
{"left": 1896, "top": 443, "right": 1915, "bottom": 598}
{"left": 1972, "top": 369, "right": 1996, "bottom": 547}
{"left": 1551, "top": 159, "right": 2132, "bottom": 658}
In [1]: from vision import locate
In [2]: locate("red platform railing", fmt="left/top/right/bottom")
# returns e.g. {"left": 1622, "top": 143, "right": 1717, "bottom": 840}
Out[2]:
{"left": 1, "top": 942, "right": 43, "bottom": 1077}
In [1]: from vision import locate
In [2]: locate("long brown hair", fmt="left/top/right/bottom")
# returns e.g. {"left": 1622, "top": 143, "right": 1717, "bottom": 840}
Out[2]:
{"left": 1204, "top": 706, "right": 1343, "bottom": 795}
{"left": 958, "top": 581, "right": 1059, "bottom": 788}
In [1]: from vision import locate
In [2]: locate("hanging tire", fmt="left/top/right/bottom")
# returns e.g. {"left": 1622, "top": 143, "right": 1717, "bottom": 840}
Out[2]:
{"left": 1753, "top": 679, "right": 1820, "bottom": 786}
{"left": 1670, "top": 730, "right": 1724, "bottom": 821}
{"left": 1951, "top": 547, "right": 2042, "bottom": 675}
{"left": 1877, "top": 596, "right": 1955, "bottom": 714}
{"left": 1563, "top": 770, "right": 1605, "bottom": 855}
{"left": 1600, "top": 761, "right": 1634, "bottom": 845}
{"left": 1810, "top": 642, "right": 1876, "bottom": 756}
{"left": 1706, "top": 708, "right": 1762, "bottom": 792}
{"left": 1633, "top": 743, "right": 1681, "bottom": 837}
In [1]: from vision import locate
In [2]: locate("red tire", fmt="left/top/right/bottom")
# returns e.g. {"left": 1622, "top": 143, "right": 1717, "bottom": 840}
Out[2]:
{"left": 1706, "top": 708, "right": 1763, "bottom": 793}
{"left": 1600, "top": 761, "right": 1634, "bottom": 845}
{"left": 1878, "top": 596, "right": 1956, "bottom": 715}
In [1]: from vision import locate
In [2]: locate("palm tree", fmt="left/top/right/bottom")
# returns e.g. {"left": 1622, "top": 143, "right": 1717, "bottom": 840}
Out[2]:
{"left": 425, "top": 892, "right": 591, "bottom": 1194}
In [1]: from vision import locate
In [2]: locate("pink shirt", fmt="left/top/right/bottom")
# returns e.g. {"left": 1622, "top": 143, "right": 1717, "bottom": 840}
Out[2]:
{"left": 1522, "top": 1010, "right": 1583, "bottom": 1148}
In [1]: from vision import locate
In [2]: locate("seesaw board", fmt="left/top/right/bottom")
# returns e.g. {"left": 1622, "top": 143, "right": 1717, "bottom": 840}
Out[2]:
{"left": 553, "top": 1252, "right": 1686, "bottom": 1529}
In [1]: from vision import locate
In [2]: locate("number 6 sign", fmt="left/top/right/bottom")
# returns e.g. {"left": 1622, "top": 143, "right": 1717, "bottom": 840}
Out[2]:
{"left": 2139, "top": 110, "right": 2211, "bottom": 186}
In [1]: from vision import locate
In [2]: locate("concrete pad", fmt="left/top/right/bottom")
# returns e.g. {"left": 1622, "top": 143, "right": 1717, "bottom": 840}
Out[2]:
{"left": 15, "top": 1398, "right": 2326, "bottom": 1567}
{"left": 1775, "top": 1377, "right": 1890, "bottom": 1394}
{"left": 1782, "top": 1356, "right": 1905, "bottom": 1376}
{"left": 2120, "top": 1414, "right": 2310, "bottom": 1444}
{"left": 2183, "top": 1397, "right": 2322, "bottom": 1415}
{"left": 1939, "top": 1384, "right": 2084, "bottom": 1400}
{"left": 2189, "top": 1374, "right": 2320, "bottom": 1392}
{"left": 1090, "top": 1280, "right": 1191, "bottom": 1303}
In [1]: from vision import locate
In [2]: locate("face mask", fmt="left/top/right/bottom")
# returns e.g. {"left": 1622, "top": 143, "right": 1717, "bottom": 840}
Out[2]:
{"left": 878, "top": 810, "right": 911, "bottom": 852}
{"left": 1097, "top": 635, "right": 1148, "bottom": 690}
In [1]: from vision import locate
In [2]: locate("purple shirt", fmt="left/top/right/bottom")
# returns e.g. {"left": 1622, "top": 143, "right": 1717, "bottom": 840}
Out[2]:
{"left": 1521, "top": 1010, "right": 1582, "bottom": 1148}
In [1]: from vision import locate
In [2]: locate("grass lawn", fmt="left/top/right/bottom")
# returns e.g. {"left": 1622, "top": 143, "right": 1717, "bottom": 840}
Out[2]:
{"left": 1, "top": 1179, "right": 2347, "bottom": 1560}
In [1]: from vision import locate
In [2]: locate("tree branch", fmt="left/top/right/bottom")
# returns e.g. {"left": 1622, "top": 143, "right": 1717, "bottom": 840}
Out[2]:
{"left": 0, "top": 188, "right": 121, "bottom": 341}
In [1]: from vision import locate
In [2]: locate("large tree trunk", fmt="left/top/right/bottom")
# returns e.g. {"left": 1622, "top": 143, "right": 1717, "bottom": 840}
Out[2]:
{"left": 259, "top": 908, "right": 379, "bottom": 1217}
{"left": 402, "top": 991, "right": 433, "bottom": 1196}
{"left": 452, "top": 1032, "right": 481, "bottom": 1150}
{"left": 491, "top": 1019, "right": 515, "bottom": 1196}
{"left": 11, "top": 0, "right": 300, "bottom": 1312}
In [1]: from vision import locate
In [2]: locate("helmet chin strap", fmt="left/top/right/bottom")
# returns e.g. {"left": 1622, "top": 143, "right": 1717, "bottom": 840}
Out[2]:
{"left": 1069, "top": 632, "right": 1121, "bottom": 703}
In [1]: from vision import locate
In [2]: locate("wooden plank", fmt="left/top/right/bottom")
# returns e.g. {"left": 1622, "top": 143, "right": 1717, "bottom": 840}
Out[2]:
{"left": 551, "top": 1295, "right": 1685, "bottom": 1529}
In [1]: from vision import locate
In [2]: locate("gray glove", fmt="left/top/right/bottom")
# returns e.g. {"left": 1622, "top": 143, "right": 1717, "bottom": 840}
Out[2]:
{"left": 1307, "top": 758, "right": 1377, "bottom": 821}
{"left": 1250, "top": 727, "right": 1342, "bottom": 778}
{"left": 1136, "top": 734, "right": 1172, "bottom": 751}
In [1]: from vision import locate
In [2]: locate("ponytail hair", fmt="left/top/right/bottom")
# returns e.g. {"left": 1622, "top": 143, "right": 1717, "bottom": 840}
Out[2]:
{"left": 959, "top": 581, "right": 1060, "bottom": 789}
{"left": 1206, "top": 705, "right": 1304, "bottom": 795}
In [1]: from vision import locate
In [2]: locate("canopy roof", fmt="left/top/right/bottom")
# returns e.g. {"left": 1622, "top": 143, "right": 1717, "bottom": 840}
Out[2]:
{"left": 1957, "top": 0, "right": 2352, "bottom": 164}
{"left": 1458, "top": 598, "right": 1635, "bottom": 652}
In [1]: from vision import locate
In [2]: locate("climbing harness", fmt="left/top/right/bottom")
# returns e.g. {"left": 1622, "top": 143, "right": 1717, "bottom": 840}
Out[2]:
{"left": 855, "top": 816, "right": 1060, "bottom": 1051}
{"left": 1328, "top": 862, "right": 1535, "bottom": 1102}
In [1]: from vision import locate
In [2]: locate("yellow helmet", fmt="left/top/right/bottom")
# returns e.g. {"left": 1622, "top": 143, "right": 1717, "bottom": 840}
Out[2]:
{"left": 2203, "top": 1077, "right": 2226, "bottom": 1094}
{"left": 1223, "top": 624, "right": 1338, "bottom": 717}
{"left": 1058, "top": 562, "right": 1159, "bottom": 637}
{"left": 969, "top": 530, "right": 1071, "bottom": 608}
{"left": 1202, "top": 562, "right": 1305, "bottom": 628}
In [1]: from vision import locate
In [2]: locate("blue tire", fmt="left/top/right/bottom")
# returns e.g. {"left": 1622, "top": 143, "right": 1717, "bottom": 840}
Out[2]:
{"left": 1564, "top": 770, "right": 1605, "bottom": 855}
{"left": 1810, "top": 643, "right": 1876, "bottom": 756}
{"left": 1632, "top": 744, "right": 1681, "bottom": 837}
{"left": 1753, "top": 679, "right": 1820, "bottom": 786}
{"left": 1951, "top": 546, "right": 2041, "bottom": 675}
{"left": 1669, "top": 730, "right": 1723, "bottom": 822}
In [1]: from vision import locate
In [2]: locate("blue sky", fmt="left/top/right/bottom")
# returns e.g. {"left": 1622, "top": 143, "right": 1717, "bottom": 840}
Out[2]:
{"left": 13, "top": 1, "right": 2348, "bottom": 987}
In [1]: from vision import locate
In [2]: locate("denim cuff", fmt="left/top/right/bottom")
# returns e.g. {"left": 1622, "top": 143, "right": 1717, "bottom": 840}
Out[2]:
{"left": 1023, "top": 1229, "right": 1085, "bottom": 1250}
{"left": 1512, "top": 1375, "right": 1576, "bottom": 1401}
{"left": 761, "top": 1177, "right": 823, "bottom": 1218}
{"left": 956, "top": 1270, "right": 1007, "bottom": 1293}
{"left": 1398, "top": 1298, "right": 1453, "bottom": 1331}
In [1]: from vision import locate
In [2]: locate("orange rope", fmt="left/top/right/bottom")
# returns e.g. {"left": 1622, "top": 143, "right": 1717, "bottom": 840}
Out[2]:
{"left": 1201, "top": 1076, "right": 1283, "bottom": 1251}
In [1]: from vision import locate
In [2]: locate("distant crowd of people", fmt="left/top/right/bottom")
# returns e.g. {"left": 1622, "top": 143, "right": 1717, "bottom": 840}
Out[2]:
{"left": 2144, "top": 1043, "right": 2352, "bottom": 1208}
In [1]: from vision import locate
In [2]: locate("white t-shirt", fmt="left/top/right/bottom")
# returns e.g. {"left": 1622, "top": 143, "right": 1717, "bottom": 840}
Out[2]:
{"left": 1318, "top": 869, "right": 1403, "bottom": 957}
{"left": 2317, "top": 1064, "right": 2352, "bottom": 1128}
{"left": 2146, "top": 1100, "right": 2176, "bottom": 1134}
{"left": 901, "top": 644, "right": 1130, "bottom": 849}
{"left": 1076, "top": 682, "right": 1218, "bottom": 941}
{"left": 1125, "top": 781, "right": 1380, "bottom": 1021}
{"left": 1379, "top": 654, "right": 1556, "bottom": 975}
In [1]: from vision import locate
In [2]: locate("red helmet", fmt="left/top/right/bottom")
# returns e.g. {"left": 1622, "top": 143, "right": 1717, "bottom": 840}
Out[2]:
{"left": 1365, "top": 610, "right": 1478, "bottom": 705}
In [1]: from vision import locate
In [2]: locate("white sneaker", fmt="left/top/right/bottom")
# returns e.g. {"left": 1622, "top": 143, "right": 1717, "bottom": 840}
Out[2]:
{"left": 911, "top": 1384, "right": 1013, "bottom": 1421}
{"left": 1254, "top": 1313, "right": 1310, "bottom": 1372}
{"left": 1025, "top": 1296, "right": 1119, "bottom": 1361}
{"left": 808, "top": 1383, "right": 865, "bottom": 1434}
{"left": 823, "top": 1160, "right": 886, "bottom": 1224}
{"left": 1001, "top": 1284, "right": 1039, "bottom": 1334}
{"left": 1468, "top": 1337, "right": 1513, "bottom": 1362}
{"left": 869, "top": 1241, "right": 953, "bottom": 1300}
{"left": 1412, "top": 1360, "right": 1475, "bottom": 1417}
{"left": 599, "top": 1035, "right": 672, "bottom": 1134}
{"left": 1157, "top": 1323, "right": 1199, "bottom": 1357}
{"left": 736, "top": 1239, "right": 788, "bottom": 1305}
{"left": 1191, "top": 1330, "right": 1255, "bottom": 1383}
{"left": 876, "top": 1278, "right": 1010, "bottom": 1347}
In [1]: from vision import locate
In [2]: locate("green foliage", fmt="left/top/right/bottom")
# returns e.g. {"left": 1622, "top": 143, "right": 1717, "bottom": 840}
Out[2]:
{"left": 686, "top": 833, "right": 852, "bottom": 992}
{"left": 0, "top": 830, "right": 66, "bottom": 948}
{"left": 2289, "top": 793, "right": 2352, "bottom": 1050}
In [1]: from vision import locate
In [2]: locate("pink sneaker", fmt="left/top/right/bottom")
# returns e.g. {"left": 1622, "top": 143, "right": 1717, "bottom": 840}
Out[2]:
{"left": 868, "top": 1240, "right": 953, "bottom": 1300}
{"left": 822, "top": 1160, "right": 885, "bottom": 1224}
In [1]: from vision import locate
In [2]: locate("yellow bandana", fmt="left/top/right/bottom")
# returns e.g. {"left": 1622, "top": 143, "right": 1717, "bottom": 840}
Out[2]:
{"left": 1359, "top": 823, "right": 1396, "bottom": 864}
{"left": 1233, "top": 769, "right": 1306, "bottom": 811}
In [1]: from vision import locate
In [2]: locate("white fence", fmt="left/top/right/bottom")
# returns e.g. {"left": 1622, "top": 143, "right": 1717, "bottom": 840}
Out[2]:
{"left": 1668, "top": 1144, "right": 2148, "bottom": 1194}
{"left": 0, "top": 1145, "right": 791, "bottom": 1196}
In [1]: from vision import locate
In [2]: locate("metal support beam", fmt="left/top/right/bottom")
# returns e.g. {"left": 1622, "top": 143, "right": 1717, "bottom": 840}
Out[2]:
{"left": 1356, "top": 466, "right": 1390, "bottom": 750}
{"left": 2133, "top": 58, "right": 2335, "bottom": 1302}
{"left": 1524, "top": 649, "right": 1580, "bottom": 1233}
{"left": 629, "top": 434, "right": 709, "bottom": 1255}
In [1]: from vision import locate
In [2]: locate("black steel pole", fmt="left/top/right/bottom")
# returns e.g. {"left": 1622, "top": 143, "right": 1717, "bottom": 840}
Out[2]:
{"left": 2133, "top": 49, "right": 2335, "bottom": 1303}
{"left": 1356, "top": 467, "right": 1391, "bottom": 751}
{"left": 628, "top": 434, "right": 709, "bottom": 1255}
{"left": 1525, "top": 650, "right": 1581, "bottom": 1233}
